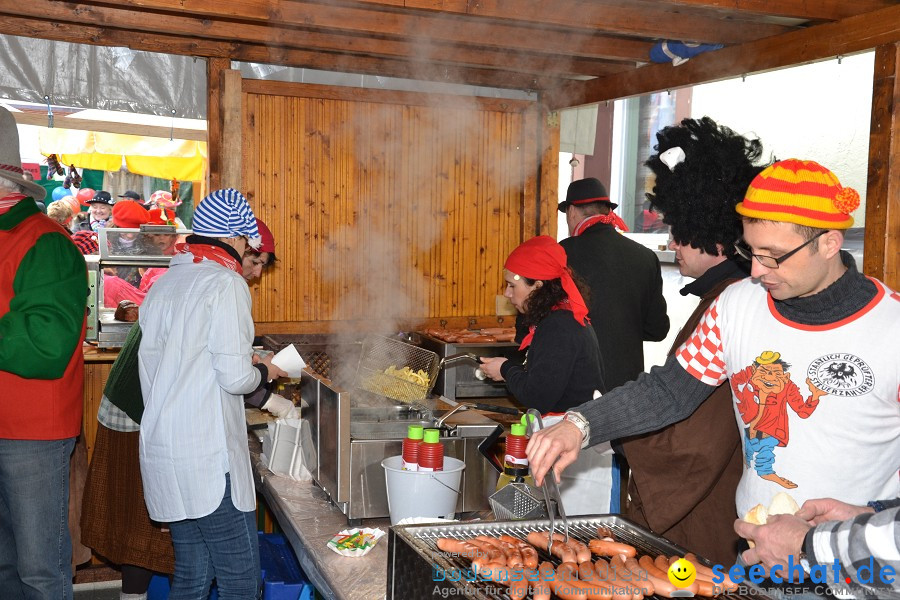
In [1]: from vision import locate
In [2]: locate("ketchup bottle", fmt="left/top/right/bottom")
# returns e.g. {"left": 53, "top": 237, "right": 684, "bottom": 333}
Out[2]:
{"left": 401, "top": 425, "right": 424, "bottom": 471}
{"left": 496, "top": 423, "right": 533, "bottom": 490}
{"left": 418, "top": 428, "right": 444, "bottom": 472}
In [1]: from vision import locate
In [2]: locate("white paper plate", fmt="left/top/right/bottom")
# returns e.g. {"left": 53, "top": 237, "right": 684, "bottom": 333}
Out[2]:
{"left": 326, "top": 527, "right": 385, "bottom": 557}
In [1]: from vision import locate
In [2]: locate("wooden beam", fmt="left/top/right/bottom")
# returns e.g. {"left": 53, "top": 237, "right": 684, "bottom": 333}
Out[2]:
{"left": 220, "top": 69, "right": 242, "bottom": 191}
{"left": 864, "top": 43, "right": 900, "bottom": 289}
{"left": 58, "top": 0, "right": 655, "bottom": 62}
{"left": 0, "top": 12, "right": 565, "bottom": 90}
{"left": 538, "top": 105, "right": 560, "bottom": 237}
{"left": 206, "top": 57, "right": 229, "bottom": 191}
{"left": 347, "top": 0, "right": 795, "bottom": 43}
{"left": 545, "top": 3, "right": 900, "bottom": 110}
{"left": 644, "top": 0, "right": 896, "bottom": 22}
{"left": 242, "top": 79, "right": 534, "bottom": 112}
{"left": 10, "top": 111, "right": 206, "bottom": 141}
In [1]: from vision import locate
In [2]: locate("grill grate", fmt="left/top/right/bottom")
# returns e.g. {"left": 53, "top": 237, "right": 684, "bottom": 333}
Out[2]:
{"left": 387, "top": 516, "right": 774, "bottom": 600}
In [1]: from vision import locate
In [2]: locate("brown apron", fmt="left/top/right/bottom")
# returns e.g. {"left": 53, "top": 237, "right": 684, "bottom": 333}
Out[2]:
{"left": 620, "top": 278, "right": 744, "bottom": 565}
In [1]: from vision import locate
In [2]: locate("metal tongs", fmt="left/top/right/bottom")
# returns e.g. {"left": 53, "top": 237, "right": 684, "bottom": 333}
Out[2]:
{"left": 525, "top": 408, "right": 568, "bottom": 557}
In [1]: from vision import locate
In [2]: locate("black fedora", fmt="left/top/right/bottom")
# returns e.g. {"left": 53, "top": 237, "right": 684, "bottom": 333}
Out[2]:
{"left": 558, "top": 177, "right": 617, "bottom": 212}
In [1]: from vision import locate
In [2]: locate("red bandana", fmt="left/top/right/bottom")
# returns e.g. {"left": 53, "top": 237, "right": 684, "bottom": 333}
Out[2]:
{"left": 175, "top": 242, "right": 242, "bottom": 274}
{"left": 573, "top": 212, "right": 629, "bottom": 235}
{"left": 504, "top": 236, "right": 590, "bottom": 350}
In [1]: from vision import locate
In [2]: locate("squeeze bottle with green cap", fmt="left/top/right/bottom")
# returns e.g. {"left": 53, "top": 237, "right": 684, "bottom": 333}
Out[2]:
{"left": 402, "top": 424, "right": 424, "bottom": 471}
{"left": 417, "top": 428, "right": 444, "bottom": 472}
{"left": 495, "top": 423, "right": 534, "bottom": 491}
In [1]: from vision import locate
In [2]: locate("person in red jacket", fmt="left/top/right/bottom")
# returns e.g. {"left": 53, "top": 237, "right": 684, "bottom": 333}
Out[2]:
{"left": 0, "top": 106, "right": 88, "bottom": 600}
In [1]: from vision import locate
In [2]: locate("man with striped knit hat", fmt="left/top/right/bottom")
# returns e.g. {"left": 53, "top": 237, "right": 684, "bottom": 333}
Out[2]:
{"left": 528, "top": 159, "right": 900, "bottom": 599}
{"left": 138, "top": 188, "right": 288, "bottom": 599}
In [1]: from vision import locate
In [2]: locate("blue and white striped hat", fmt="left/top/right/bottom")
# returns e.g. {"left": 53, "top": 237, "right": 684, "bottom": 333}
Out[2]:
{"left": 191, "top": 188, "right": 262, "bottom": 249}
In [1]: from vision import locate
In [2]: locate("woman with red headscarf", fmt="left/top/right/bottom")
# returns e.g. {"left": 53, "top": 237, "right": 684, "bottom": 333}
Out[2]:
{"left": 481, "top": 236, "right": 616, "bottom": 515}
{"left": 480, "top": 235, "right": 605, "bottom": 413}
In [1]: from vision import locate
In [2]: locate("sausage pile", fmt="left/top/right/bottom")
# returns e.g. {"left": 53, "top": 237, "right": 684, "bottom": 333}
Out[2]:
{"left": 422, "top": 327, "right": 517, "bottom": 344}
{"left": 434, "top": 527, "right": 740, "bottom": 599}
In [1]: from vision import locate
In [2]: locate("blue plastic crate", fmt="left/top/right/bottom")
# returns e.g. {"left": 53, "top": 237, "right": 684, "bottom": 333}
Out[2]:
{"left": 258, "top": 532, "right": 313, "bottom": 600}
{"left": 147, "top": 533, "right": 312, "bottom": 600}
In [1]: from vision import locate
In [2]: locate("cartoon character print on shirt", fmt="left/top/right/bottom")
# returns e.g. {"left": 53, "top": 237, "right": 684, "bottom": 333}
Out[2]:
{"left": 730, "top": 350, "right": 827, "bottom": 489}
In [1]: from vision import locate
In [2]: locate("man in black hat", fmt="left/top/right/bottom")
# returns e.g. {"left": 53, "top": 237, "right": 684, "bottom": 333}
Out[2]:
{"left": 118, "top": 190, "right": 143, "bottom": 203}
{"left": 558, "top": 177, "right": 669, "bottom": 391}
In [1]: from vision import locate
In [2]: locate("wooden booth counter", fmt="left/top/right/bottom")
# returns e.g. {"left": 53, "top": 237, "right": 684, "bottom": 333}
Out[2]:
{"left": 82, "top": 344, "right": 119, "bottom": 463}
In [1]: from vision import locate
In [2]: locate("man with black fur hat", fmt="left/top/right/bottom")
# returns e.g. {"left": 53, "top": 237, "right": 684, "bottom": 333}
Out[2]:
{"left": 619, "top": 117, "right": 767, "bottom": 564}
{"left": 558, "top": 177, "right": 669, "bottom": 390}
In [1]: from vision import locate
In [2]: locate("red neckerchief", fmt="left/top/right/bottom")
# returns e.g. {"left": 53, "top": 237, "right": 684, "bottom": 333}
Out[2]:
{"left": 574, "top": 212, "right": 629, "bottom": 235}
{"left": 175, "top": 242, "right": 242, "bottom": 274}
{"left": 0, "top": 192, "right": 27, "bottom": 215}
{"left": 518, "top": 300, "right": 590, "bottom": 350}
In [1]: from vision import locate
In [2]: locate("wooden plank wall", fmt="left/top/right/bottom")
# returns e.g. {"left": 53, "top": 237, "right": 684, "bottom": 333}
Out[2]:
{"left": 241, "top": 80, "right": 551, "bottom": 332}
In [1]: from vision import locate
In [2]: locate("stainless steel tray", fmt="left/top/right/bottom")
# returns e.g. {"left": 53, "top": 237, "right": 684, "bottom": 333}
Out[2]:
{"left": 387, "top": 514, "right": 775, "bottom": 600}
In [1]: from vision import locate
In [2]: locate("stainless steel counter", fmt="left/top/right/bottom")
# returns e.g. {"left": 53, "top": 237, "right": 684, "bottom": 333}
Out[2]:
{"left": 249, "top": 434, "right": 389, "bottom": 600}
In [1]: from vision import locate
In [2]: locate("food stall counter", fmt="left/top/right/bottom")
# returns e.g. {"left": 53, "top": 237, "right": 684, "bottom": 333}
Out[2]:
{"left": 249, "top": 434, "right": 389, "bottom": 600}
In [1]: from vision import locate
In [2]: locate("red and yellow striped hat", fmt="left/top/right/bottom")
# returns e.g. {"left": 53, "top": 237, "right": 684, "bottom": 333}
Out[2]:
{"left": 736, "top": 159, "right": 859, "bottom": 229}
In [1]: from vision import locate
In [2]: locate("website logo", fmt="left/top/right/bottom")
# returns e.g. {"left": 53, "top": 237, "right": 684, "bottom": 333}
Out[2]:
{"left": 668, "top": 558, "right": 697, "bottom": 597}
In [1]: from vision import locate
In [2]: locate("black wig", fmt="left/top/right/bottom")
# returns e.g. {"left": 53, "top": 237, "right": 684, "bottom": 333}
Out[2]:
{"left": 645, "top": 117, "right": 771, "bottom": 258}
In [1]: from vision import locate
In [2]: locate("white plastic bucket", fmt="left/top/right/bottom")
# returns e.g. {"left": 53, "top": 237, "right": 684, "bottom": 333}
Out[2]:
{"left": 381, "top": 455, "right": 465, "bottom": 525}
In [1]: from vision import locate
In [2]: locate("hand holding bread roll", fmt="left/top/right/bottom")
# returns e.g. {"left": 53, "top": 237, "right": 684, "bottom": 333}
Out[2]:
{"left": 742, "top": 492, "right": 800, "bottom": 547}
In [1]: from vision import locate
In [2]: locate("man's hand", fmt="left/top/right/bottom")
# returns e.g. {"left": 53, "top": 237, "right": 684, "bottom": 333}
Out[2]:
{"left": 525, "top": 420, "right": 582, "bottom": 486}
{"left": 734, "top": 514, "right": 811, "bottom": 577}
{"left": 479, "top": 357, "right": 507, "bottom": 382}
{"left": 795, "top": 498, "right": 873, "bottom": 525}
{"left": 262, "top": 393, "right": 300, "bottom": 419}
{"left": 259, "top": 353, "right": 289, "bottom": 380}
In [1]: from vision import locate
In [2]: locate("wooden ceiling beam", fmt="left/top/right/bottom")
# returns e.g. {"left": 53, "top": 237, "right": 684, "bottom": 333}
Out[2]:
{"left": 545, "top": 3, "right": 900, "bottom": 110}
{"left": 642, "top": 0, "right": 897, "bottom": 22}
{"left": 345, "top": 0, "right": 795, "bottom": 43}
{"left": 0, "top": 13, "right": 565, "bottom": 90}
{"left": 71, "top": 0, "right": 655, "bottom": 61}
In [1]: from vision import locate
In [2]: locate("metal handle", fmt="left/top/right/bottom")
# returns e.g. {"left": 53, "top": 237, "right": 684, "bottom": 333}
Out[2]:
{"left": 438, "top": 353, "right": 482, "bottom": 370}
{"left": 436, "top": 403, "right": 468, "bottom": 428}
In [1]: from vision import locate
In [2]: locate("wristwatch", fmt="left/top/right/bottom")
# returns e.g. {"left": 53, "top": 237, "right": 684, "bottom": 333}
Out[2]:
{"left": 563, "top": 411, "right": 591, "bottom": 448}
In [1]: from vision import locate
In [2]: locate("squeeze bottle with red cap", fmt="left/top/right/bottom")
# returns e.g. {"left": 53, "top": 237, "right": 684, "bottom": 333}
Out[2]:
{"left": 496, "top": 423, "right": 533, "bottom": 490}
{"left": 401, "top": 425, "right": 424, "bottom": 471}
{"left": 417, "top": 428, "right": 444, "bottom": 472}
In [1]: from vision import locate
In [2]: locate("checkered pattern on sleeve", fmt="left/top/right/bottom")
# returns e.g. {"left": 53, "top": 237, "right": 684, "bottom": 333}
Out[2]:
{"left": 675, "top": 298, "right": 728, "bottom": 386}
{"left": 96, "top": 394, "right": 139, "bottom": 432}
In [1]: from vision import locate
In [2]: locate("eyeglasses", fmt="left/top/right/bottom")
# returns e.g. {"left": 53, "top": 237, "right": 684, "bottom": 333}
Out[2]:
{"left": 734, "top": 230, "right": 827, "bottom": 269}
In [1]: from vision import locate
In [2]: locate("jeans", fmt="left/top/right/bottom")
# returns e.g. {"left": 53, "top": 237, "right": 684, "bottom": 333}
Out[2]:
{"left": 745, "top": 429, "right": 780, "bottom": 476}
{"left": 0, "top": 437, "right": 76, "bottom": 600}
{"left": 168, "top": 474, "right": 260, "bottom": 600}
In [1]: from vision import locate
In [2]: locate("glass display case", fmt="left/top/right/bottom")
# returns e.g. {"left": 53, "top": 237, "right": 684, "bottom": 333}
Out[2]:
{"left": 85, "top": 225, "right": 191, "bottom": 347}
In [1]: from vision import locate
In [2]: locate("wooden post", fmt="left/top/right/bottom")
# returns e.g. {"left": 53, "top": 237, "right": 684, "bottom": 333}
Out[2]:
{"left": 219, "top": 68, "right": 244, "bottom": 192}
{"left": 539, "top": 106, "right": 561, "bottom": 237}
{"left": 206, "top": 58, "right": 229, "bottom": 192}
{"left": 865, "top": 43, "right": 900, "bottom": 289}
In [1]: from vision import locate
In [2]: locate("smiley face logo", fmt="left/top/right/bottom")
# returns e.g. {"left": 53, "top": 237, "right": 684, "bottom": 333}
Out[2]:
{"left": 668, "top": 558, "right": 697, "bottom": 588}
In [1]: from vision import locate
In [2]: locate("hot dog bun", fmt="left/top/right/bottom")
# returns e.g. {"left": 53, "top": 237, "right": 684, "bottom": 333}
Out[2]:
{"left": 743, "top": 503, "right": 769, "bottom": 525}
{"left": 768, "top": 491, "right": 801, "bottom": 517}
